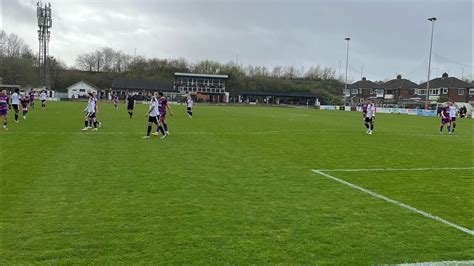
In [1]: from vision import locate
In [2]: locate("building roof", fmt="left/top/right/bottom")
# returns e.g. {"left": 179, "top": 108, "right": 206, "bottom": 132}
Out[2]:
{"left": 349, "top": 77, "right": 381, "bottom": 89}
{"left": 239, "top": 90, "right": 317, "bottom": 98}
{"left": 112, "top": 79, "right": 176, "bottom": 92}
{"left": 66, "top": 80, "right": 101, "bottom": 91}
{"left": 419, "top": 73, "right": 473, "bottom": 89}
{"left": 175, "top": 72, "right": 229, "bottom": 79}
{"left": 381, "top": 75, "right": 418, "bottom": 89}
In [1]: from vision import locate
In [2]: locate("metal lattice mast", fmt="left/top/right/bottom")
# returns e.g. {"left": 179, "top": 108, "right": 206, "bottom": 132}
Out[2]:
{"left": 37, "top": 1, "right": 52, "bottom": 89}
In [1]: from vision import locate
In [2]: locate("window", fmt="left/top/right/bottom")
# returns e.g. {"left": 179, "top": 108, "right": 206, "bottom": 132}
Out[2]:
{"left": 417, "top": 89, "right": 426, "bottom": 95}
{"left": 358, "top": 89, "right": 362, "bottom": 94}
{"left": 442, "top": 88, "right": 448, "bottom": 94}
{"left": 79, "top": 89, "right": 85, "bottom": 92}
{"left": 458, "top": 89, "right": 465, "bottom": 95}
{"left": 469, "top": 89, "right": 474, "bottom": 95}
{"left": 386, "top": 90, "right": 393, "bottom": 94}
{"left": 370, "top": 89, "right": 374, "bottom": 94}
{"left": 429, "top": 89, "right": 440, "bottom": 95}
{"left": 351, "top": 89, "right": 358, "bottom": 94}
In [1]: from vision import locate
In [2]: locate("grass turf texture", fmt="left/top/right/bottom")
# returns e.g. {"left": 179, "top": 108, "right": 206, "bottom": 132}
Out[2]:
{"left": 1, "top": 101, "right": 473, "bottom": 264}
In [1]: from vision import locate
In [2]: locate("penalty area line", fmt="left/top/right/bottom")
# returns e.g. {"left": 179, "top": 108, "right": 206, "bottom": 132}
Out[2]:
{"left": 311, "top": 169, "right": 474, "bottom": 236}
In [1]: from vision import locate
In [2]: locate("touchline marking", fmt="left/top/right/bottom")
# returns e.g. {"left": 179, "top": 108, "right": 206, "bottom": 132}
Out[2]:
{"left": 317, "top": 167, "right": 474, "bottom": 172}
{"left": 311, "top": 169, "right": 474, "bottom": 236}
{"left": 395, "top": 260, "right": 474, "bottom": 266}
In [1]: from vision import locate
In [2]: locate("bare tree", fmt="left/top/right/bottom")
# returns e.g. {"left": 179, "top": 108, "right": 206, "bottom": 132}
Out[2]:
{"left": 75, "top": 52, "right": 96, "bottom": 72}
{"left": 271, "top": 66, "right": 283, "bottom": 78}
{"left": 0, "top": 31, "right": 31, "bottom": 58}
{"left": 101, "top": 47, "right": 116, "bottom": 72}
{"left": 93, "top": 49, "right": 103, "bottom": 72}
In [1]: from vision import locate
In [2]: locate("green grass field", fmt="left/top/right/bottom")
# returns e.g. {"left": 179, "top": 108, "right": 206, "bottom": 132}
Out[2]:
{"left": 1, "top": 101, "right": 473, "bottom": 264}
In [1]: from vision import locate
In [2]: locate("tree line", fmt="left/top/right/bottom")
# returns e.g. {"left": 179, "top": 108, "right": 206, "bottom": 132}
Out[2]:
{"left": 0, "top": 30, "right": 344, "bottom": 104}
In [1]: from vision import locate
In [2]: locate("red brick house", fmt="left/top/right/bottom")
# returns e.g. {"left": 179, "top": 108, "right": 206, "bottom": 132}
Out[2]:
{"left": 347, "top": 77, "right": 384, "bottom": 104}
{"left": 380, "top": 75, "right": 419, "bottom": 103}
{"left": 418, "top": 73, "right": 473, "bottom": 103}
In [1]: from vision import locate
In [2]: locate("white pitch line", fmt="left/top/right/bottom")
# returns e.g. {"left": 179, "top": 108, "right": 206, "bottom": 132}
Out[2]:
{"left": 317, "top": 167, "right": 474, "bottom": 172}
{"left": 311, "top": 169, "right": 474, "bottom": 236}
{"left": 395, "top": 260, "right": 474, "bottom": 266}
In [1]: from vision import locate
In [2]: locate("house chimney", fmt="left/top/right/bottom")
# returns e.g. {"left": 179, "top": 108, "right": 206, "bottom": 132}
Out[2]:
{"left": 442, "top": 72, "right": 448, "bottom": 79}
{"left": 396, "top": 74, "right": 402, "bottom": 80}
{"left": 362, "top": 77, "right": 366, "bottom": 81}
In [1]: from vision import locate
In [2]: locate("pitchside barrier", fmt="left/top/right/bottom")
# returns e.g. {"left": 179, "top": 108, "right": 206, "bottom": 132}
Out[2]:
{"left": 52, "top": 98, "right": 474, "bottom": 118}
{"left": 319, "top": 105, "right": 473, "bottom": 118}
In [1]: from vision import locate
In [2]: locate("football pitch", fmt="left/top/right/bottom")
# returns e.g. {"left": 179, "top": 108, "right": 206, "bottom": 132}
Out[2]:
{"left": 1, "top": 101, "right": 473, "bottom": 264}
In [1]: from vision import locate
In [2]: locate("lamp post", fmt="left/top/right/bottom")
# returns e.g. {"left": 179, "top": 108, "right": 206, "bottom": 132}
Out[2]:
{"left": 344, "top": 37, "right": 351, "bottom": 106}
{"left": 425, "top": 17, "right": 436, "bottom": 107}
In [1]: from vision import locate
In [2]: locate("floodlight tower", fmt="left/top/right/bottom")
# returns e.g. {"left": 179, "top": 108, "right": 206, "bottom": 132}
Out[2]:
{"left": 37, "top": 1, "right": 52, "bottom": 89}
{"left": 425, "top": 17, "right": 436, "bottom": 106}
{"left": 344, "top": 37, "right": 351, "bottom": 106}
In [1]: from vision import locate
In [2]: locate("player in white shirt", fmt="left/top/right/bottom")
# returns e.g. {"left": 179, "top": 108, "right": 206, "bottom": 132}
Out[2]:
{"left": 40, "top": 91, "right": 47, "bottom": 109}
{"left": 143, "top": 92, "right": 164, "bottom": 139}
{"left": 92, "top": 93, "right": 102, "bottom": 128}
{"left": 10, "top": 89, "right": 20, "bottom": 122}
{"left": 364, "top": 99, "right": 376, "bottom": 135}
{"left": 82, "top": 92, "right": 99, "bottom": 131}
{"left": 449, "top": 102, "right": 459, "bottom": 133}
{"left": 186, "top": 95, "right": 193, "bottom": 118}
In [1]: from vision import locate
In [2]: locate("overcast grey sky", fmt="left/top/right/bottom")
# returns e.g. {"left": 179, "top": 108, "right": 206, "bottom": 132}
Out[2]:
{"left": 1, "top": 0, "right": 473, "bottom": 82}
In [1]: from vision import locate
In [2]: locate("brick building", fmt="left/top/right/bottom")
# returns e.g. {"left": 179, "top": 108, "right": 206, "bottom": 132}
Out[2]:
{"left": 418, "top": 73, "right": 474, "bottom": 103}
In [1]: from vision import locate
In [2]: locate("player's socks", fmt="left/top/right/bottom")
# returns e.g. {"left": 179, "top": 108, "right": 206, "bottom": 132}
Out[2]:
{"left": 365, "top": 123, "right": 369, "bottom": 129}
{"left": 157, "top": 125, "right": 165, "bottom": 136}
{"left": 93, "top": 121, "right": 98, "bottom": 128}
{"left": 439, "top": 126, "right": 443, "bottom": 132}
{"left": 14, "top": 113, "right": 18, "bottom": 121}
{"left": 452, "top": 124, "right": 456, "bottom": 133}
{"left": 447, "top": 126, "right": 451, "bottom": 133}
{"left": 370, "top": 124, "right": 374, "bottom": 131}
{"left": 129, "top": 112, "right": 133, "bottom": 118}
{"left": 147, "top": 125, "right": 152, "bottom": 136}
{"left": 84, "top": 121, "right": 88, "bottom": 128}
{"left": 163, "top": 123, "right": 168, "bottom": 132}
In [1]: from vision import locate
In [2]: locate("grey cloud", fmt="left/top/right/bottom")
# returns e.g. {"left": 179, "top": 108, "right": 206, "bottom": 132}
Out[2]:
{"left": 2, "top": 0, "right": 472, "bottom": 81}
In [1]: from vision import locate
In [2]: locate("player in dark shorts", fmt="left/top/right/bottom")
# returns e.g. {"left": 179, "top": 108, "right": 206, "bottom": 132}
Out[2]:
{"left": 40, "top": 90, "right": 47, "bottom": 109}
{"left": 82, "top": 92, "right": 99, "bottom": 131}
{"left": 439, "top": 103, "right": 452, "bottom": 135}
{"left": 113, "top": 93, "right": 119, "bottom": 109}
{"left": 126, "top": 93, "right": 135, "bottom": 119}
{"left": 0, "top": 90, "right": 9, "bottom": 130}
{"left": 93, "top": 92, "right": 102, "bottom": 128}
{"left": 186, "top": 95, "right": 193, "bottom": 118}
{"left": 143, "top": 92, "right": 164, "bottom": 139}
{"left": 20, "top": 95, "right": 29, "bottom": 120}
{"left": 449, "top": 102, "right": 459, "bottom": 133}
{"left": 10, "top": 88, "right": 20, "bottom": 123}
{"left": 29, "top": 90, "right": 35, "bottom": 109}
{"left": 363, "top": 99, "right": 376, "bottom": 134}
{"left": 155, "top": 91, "right": 173, "bottom": 137}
